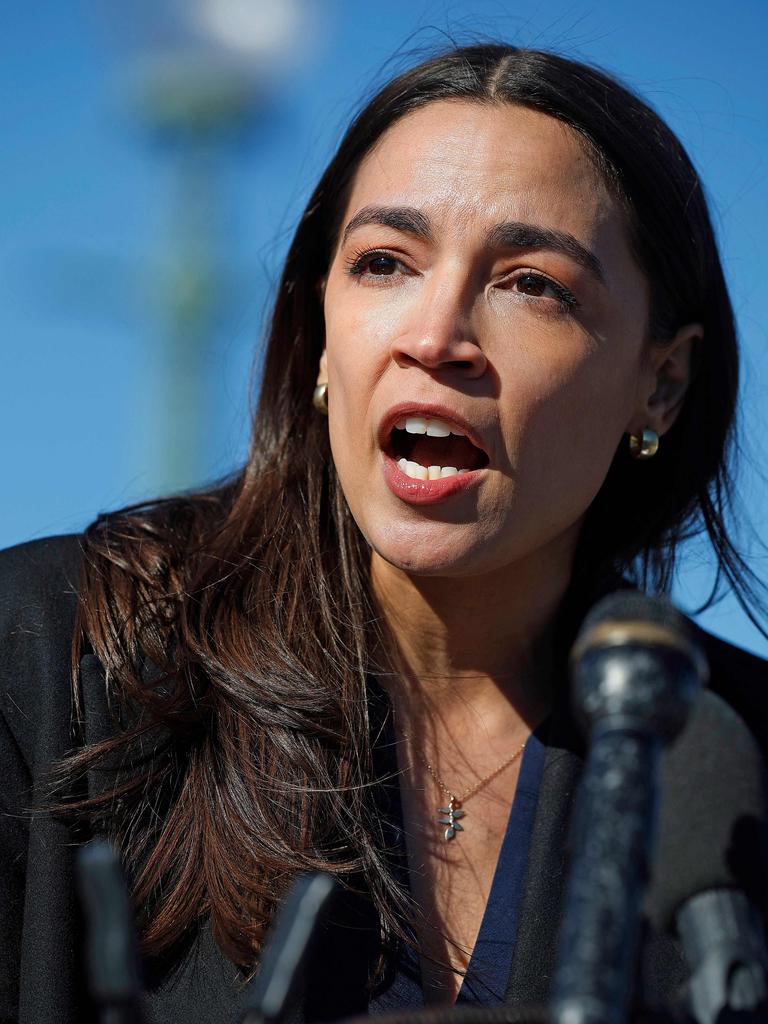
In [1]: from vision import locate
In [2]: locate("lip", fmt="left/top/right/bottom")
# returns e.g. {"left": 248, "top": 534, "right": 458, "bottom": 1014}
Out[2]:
{"left": 377, "top": 401, "right": 489, "bottom": 506}
{"left": 377, "top": 401, "right": 489, "bottom": 455}
{"left": 382, "top": 452, "right": 485, "bottom": 505}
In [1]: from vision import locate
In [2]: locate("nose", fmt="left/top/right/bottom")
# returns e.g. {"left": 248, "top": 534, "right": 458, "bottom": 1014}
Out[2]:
{"left": 389, "top": 277, "right": 487, "bottom": 378}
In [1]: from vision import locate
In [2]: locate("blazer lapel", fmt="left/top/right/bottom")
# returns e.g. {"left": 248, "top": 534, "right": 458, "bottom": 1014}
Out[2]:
{"left": 505, "top": 700, "right": 584, "bottom": 1006}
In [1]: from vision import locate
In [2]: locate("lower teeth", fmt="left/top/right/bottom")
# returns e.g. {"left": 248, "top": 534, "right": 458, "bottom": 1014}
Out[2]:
{"left": 397, "top": 458, "right": 467, "bottom": 481}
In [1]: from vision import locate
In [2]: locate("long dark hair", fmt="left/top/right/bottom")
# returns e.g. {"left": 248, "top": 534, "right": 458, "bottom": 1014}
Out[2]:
{"left": 56, "top": 43, "right": 755, "bottom": 971}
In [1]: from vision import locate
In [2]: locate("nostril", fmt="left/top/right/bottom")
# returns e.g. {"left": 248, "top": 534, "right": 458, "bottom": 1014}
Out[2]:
{"left": 390, "top": 334, "right": 487, "bottom": 375}
{"left": 395, "top": 354, "right": 478, "bottom": 371}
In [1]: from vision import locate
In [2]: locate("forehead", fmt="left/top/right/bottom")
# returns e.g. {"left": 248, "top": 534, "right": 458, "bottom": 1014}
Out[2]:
{"left": 343, "top": 100, "right": 621, "bottom": 249}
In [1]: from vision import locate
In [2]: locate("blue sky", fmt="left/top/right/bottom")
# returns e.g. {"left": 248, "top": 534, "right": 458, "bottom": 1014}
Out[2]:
{"left": 2, "top": 0, "right": 767, "bottom": 653}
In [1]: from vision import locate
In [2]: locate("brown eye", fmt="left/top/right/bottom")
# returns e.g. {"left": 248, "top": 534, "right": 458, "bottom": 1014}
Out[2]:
{"left": 367, "top": 255, "right": 397, "bottom": 275}
{"left": 508, "top": 271, "right": 579, "bottom": 312}
{"left": 345, "top": 250, "right": 403, "bottom": 278}
{"left": 516, "top": 273, "right": 548, "bottom": 296}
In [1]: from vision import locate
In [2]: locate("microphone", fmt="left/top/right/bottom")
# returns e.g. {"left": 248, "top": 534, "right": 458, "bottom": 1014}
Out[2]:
{"left": 551, "top": 591, "right": 705, "bottom": 1024}
{"left": 646, "top": 689, "right": 768, "bottom": 1023}
{"left": 75, "top": 839, "right": 145, "bottom": 1024}
{"left": 240, "top": 872, "right": 338, "bottom": 1024}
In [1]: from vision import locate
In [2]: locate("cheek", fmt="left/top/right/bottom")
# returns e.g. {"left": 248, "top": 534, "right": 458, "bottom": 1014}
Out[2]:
{"left": 322, "top": 323, "right": 385, "bottom": 483}
{"left": 323, "top": 288, "right": 391, "bottom": 387}
{"left": 322, "top": 313, "right": 366, "bottom": 418}
{"left": 509, "top": 346, "right": 639, "bottom": 504}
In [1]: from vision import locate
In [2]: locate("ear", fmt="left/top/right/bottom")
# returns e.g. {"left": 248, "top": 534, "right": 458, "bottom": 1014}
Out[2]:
{"left": 316, "top": 347, "right": 328, "bottom": 387}
{"left": 627, "top": 323, "right": 702, "bottom": 438}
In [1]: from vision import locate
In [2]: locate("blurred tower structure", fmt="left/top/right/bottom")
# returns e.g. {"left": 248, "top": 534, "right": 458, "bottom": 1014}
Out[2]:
{"left": 115, "top": 0, "right": 313, "bottom": 491}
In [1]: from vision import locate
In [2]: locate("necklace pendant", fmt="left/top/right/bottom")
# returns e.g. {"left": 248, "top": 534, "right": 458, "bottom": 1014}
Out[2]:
{"left": 437, "top": 796, "right": 466, "bottom": 840}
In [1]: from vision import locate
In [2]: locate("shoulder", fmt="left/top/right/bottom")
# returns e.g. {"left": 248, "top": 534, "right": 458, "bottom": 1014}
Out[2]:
{"left": 696, "top": 625, "right": 768, "bottom": 752}
{"left": 0, "top": 533, "right": 84, "bottom": 612}
{"left": 0, "top": 534, "right": 86, "bottom": 768}
{"left": 0, "top": 534, "right": 84, "bottom": 654}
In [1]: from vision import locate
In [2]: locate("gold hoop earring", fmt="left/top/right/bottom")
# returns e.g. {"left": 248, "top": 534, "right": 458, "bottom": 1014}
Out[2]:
{"left": 629, "top": 428, "right": 659, "bottom": 460}
{"left": 312, "top": 383, "right": 329, "bottom": 415}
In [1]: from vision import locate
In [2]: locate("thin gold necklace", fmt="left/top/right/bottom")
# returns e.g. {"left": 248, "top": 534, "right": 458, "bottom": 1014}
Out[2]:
{"left": 410, "top": 739, "right": 528, "bottom": 841}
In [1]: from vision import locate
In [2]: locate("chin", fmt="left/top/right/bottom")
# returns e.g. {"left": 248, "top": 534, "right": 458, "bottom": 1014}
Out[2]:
{"left": 365, "top": 520, "right": 496, "bottom": 579}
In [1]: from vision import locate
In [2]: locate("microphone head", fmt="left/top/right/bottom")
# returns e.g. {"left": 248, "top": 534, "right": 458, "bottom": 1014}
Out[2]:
{"left": 645, "top": 689, "right": 768, "bottom": 933}
{"left": 241, "top": 872, "right": 338, "bottom": 1024}
{"left": 572, "top": 590, "right": 706, "bottom": 672}
{"left": 570, "top": 591, "right": 706, "bottom": 742}
{"left": 75, "top": 840, "right": 143, "bottom": 1005}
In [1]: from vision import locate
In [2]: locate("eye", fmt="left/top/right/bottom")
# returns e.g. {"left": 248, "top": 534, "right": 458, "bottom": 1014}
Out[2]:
{"left": 506, "top": 270, "right": 579, "bottom": 312}
{"left": 515, "top": 273, "right": 550, "bottom": 297}
{"left": 344, "top": 248, "right": 407, "bottom": 279}
{"left": 365, "top": 254, "right": 397, "bottom": 276}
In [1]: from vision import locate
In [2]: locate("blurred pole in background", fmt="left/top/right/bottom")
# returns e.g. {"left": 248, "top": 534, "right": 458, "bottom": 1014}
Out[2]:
{"left": 106, "top": 0, "right": 313, "bottom": 492}
{"left": 134, "top": 52, "right": 253, "bottom": 493}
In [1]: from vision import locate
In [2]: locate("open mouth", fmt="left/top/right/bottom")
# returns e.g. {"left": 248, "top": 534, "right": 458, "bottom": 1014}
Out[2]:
{"left": 386, "top": 414, "right": 489, "bottom": 481}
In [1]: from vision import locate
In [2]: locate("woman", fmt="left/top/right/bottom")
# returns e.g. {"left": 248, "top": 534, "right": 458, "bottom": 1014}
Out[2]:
{"left": 1, "top": 43, "right": 766, "bottom": 1024}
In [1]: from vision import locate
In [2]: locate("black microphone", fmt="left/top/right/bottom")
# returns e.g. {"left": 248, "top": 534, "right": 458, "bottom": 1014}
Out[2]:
{"left": 75, "top": 839, "right": 145, "bottom": 1024}
{"left": 241, "top": 872, "right": 338, "bottom": 1024}
{"left": 551, "top": 591, "right": 705, "bottom": 1024}
{"left": 646, "top": 689, "right": 768, "bottom": 1023}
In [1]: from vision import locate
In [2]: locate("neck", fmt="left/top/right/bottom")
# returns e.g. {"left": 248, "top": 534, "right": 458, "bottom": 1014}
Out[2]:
{"left": 371, "top": 538, "right": 576, "bottom": 733}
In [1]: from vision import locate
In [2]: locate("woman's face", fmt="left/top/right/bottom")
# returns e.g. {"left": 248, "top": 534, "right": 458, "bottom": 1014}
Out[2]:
{"left": 321, "top": 100, "right": 676, "bottom": 580}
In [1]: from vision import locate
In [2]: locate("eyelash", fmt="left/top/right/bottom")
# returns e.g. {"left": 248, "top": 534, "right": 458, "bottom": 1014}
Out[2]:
{"left": 343, "top": 247, "right": 580, "bottom": 313}
{"left": 344, "top": 248, "right": 409, "bottom": 283}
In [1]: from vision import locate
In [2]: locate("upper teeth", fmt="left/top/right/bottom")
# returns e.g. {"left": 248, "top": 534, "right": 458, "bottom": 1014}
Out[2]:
{"left": 396, "top": 416, "right": 459, "bottom": 437}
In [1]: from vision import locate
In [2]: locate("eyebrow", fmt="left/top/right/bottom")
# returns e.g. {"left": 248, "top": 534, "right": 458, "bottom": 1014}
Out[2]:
{"left": 342, "top": 205, "right": 433, "bottom": 245}
{"left": 485, "top": 221, "right": 605, "bottom": 283}
{"left": 341, "top": 204, "right": 605, "bottom": 283}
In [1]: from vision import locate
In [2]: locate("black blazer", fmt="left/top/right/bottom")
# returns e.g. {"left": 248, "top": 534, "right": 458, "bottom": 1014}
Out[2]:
{"left": 1, "top": 535, "right": 767, "bottom": 1024}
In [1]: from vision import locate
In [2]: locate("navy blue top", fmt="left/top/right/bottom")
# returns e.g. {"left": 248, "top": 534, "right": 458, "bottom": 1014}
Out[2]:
{"left": 369, "top": 725, "right": 547, "bottom": 1010}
